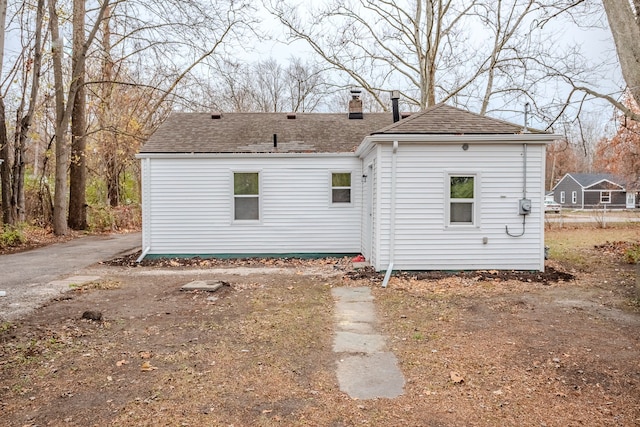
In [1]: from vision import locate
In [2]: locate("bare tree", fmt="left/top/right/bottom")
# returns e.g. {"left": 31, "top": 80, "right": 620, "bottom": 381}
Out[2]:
{"left": 252, "top": 59, "right": 286, "bottom": 112}
{"left": 602, "top": 0, "right": 640, "bottom": 121}
{"left": 267, "top": 0, "right": 602, "bottom": 122}
{"left": 284, "top": 57, "right": 327, "bottom": 112}
{"left": 196, "top": 56, "right": 329, "bottom": 113}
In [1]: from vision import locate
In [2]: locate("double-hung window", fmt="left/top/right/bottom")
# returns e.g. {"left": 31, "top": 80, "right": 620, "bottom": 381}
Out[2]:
{"left": 233, "top": 172, "right": 260, "bottom": 220}
{"left": 601, "top": 191, "right": 611, "bottom": 204}
{"left": 572, "top": 191, "right": 577, "bottom": 204}
{"left": 448, "top": 175, "right": 476, "bottom": 225}
{"left": 331, "top": 172, "right": 351, "bottom": 204}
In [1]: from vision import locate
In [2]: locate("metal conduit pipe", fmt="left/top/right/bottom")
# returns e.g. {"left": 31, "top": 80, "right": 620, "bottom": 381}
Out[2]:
{"left": 382, "top": 140, "right": 399, "bottom": 288}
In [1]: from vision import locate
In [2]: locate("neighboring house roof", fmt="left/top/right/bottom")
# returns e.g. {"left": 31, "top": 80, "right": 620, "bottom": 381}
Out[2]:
{"left": 140, "top": 112, "right": 393, "bottom": 154}
{"left": 372, "top": 103, "right": 530, "bottom": 135}
{"left": 557, "top": 173, "right": 626, "bottom": 190}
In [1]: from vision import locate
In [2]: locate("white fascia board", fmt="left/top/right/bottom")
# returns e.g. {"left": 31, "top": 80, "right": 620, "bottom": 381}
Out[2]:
{"left": 358, "top": 133, "right": 561, "bottom": 148}
{"left": 551, "top": 173, "right": 573, "bottom": 191}
{"left": 588, "top": 179, "right": 624, "bottom": 189}
{"left": 136, "top": 152, "right": 357, "bottom": 159}
{"left": 355, "top": 139, "right": 376, "bottom": 158}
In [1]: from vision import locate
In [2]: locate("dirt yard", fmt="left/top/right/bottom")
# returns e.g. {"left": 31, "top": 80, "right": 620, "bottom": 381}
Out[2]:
{"left": 1, "top": 226, "right": 639, "bottom": 426}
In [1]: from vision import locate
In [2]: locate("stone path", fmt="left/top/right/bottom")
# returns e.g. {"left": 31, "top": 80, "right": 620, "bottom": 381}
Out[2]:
{"left": 332, "top": 286, "right": 405, "bottom": 399}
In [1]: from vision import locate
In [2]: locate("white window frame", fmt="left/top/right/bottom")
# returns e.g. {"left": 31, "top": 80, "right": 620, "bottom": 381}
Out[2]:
{"left": 572, "top": 191, "right": 577, "bottom": 204}
{"left": 601, "top": 191, "right": 611, "bottom": 204}
{"left": 232, "top": 171, "right": 261, "bottom": 223}
{"left": 330, "top": 171, "right": 353, "bottom": 206}
{"left": 560, "top": 191, "right": 566, "bottom": 203}
{"left": 445, "top": 172, "right": 479, "bottom": 228}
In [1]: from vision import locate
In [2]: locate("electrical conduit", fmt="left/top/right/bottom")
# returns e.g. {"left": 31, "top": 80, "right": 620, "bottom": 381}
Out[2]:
{"left": 382, "top": 140, "right": 399, "bottom": 288}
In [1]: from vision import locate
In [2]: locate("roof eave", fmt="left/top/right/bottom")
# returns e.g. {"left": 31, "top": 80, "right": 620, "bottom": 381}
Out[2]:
{"left": 360, "top": 132, "right": 561, "bottom": 145}
{"left": 136, "top": 152, "right": 357, "bottom": 159}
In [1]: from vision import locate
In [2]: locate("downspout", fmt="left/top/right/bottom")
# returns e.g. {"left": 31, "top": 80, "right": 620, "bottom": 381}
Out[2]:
{"left": 136, "top": 246, "right": 151, "bottom": 263}
{"left": 382, "top": 140, "right": 399, "bottom": 288}
{"left": 137, "top": 156, "right": 151, "bottom": 263}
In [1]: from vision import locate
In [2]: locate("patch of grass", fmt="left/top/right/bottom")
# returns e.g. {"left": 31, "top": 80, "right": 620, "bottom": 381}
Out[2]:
{"left": 546, "top": 225, "right": 640, "bottom": 269}
{"left": 70, "top": 280, "right": 121, "bottom": 292}
{"left": 0, "top": 321, "right": 13, "bottom": 333}
{"left": 623, "top": 244, "right": 640, "bottom": 264}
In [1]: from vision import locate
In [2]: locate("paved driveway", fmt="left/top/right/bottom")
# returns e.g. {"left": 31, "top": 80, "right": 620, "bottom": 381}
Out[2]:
{"left": 0, "top": 232, "right": 140, "bottom": 321}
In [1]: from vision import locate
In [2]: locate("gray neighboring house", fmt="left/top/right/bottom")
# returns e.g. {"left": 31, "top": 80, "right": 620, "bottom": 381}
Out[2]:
{"left": 137, "top": 98, "right": 560, "bottom": 271}
{"left": 551, "top": 173, "right": 632, "bottom": 209}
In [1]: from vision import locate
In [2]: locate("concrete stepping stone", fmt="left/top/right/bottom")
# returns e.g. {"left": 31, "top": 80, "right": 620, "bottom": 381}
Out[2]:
{"left": 181, "top": 280, "right": 227, "bottom": 292}
{"left": 331, "top": 286, "right": 405, "bottom": 399}
{"left": 336, "top": 352, "right": 405, "bottom": 400}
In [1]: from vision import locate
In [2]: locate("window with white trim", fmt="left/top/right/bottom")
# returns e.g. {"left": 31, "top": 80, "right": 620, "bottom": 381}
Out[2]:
{"left": 560, "top": 191, "right": 566, "bottom": 203}
{"left": 331, "top": 172, "right": 351, "bottom": 204}
{"left": 572, "top": 191, "right": 577, "bottom": 204}
{"left": 601, "top": 191, "right": 611, "bottom": 204}
{"left": 233, "top": 172, "right": 260, "bottom": 220}
{"left": 448, "top": 175, "right": 475, "bottom": 225}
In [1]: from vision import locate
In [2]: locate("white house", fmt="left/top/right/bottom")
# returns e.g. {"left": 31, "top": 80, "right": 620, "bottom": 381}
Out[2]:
{"left": 137, "top": 96, "right": 559, "bottom": 271}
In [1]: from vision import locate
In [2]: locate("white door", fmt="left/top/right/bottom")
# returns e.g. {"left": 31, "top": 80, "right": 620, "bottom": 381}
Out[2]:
{"left": 363, "top": 164, "right": 373, "bottom": 260}
{"left": 626, "top": 192, "right": 636, "bottom": 209}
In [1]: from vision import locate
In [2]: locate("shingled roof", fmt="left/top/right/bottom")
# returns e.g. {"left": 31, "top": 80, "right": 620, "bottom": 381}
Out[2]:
{"left": 567, "top": 173, "right": 625, "bottom": 188}
{"left": 141, "top": 103, "right": 545, "bottom": 154}
{"left": 372, "top": 103, "right": 530, "bottom": 135}
{"left": 140, "top": 112, "right": 393, "bottom": 154}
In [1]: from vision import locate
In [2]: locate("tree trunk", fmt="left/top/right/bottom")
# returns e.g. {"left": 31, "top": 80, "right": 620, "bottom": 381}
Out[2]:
{"left": 12, "top": 0, "right": 45, "bottom": 224}
{"left": 68, "top": 0, "right": 87, "bottom": 230}
{"left": 0, "top": 96, "right": 11, "bottom": 225}
{"left": 11, "top": 120, "right": 25, "bottom": 222}
{"left": 49, "top": 0, "right": 68, "bottom": 235}
{"left": 0, "top": 0, "right": 10, "bottom": 225}
{"left": 602, "top": 0, "right": 640, "bottom": 111}
{"left": 107, "top": 151, "right": 119, "bottom": 207}
{"left": 100, "top": 5, "right": 119, "bottom": 209}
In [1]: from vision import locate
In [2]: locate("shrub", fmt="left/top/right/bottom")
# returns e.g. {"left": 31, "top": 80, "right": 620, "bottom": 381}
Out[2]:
{"left": 0, "top": 225, "right": 26, "bottom": 248}
{"left": 88, "top": 206, "right": 116, "bottom": 232}
{"left": 87, "top": 204, "right": 141, "bottom": 232}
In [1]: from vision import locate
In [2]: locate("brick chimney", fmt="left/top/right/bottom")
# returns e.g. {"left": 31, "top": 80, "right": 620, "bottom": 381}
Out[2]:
{"left": 348, "top": 89, "right": 363, "bottom": 119}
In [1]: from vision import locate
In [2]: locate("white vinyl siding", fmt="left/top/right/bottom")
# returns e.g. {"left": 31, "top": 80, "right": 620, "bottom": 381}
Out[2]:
{"left": 368, "top": 142, "right": 546, "bottom": 271}
{"left": 142, "top": 155, "right": 361, "bottom": 255}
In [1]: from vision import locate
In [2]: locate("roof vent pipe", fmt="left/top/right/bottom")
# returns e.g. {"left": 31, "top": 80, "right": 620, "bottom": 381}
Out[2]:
{"left": 391, "top": 90, "right": 400, "bottom": 123}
